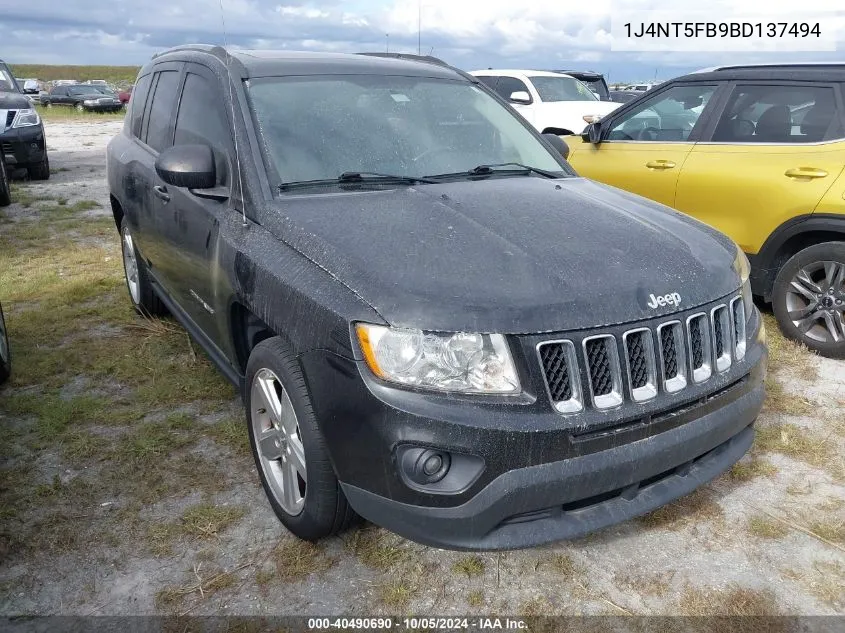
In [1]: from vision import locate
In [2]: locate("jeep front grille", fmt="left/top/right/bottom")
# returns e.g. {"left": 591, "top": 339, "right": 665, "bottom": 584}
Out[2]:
{"left": 537, "top": 340, "right": 582, "bottom": 413}
{"left": 583, "top": 335, "right": 622, "bottom": 409}
{"left": 687, "top": 313, "right": 712, "bottom": 383}
{"left": 711, "top": 305, "right": 732, "bottom": 372}
{"left": 624, "top": 328, "right": 657, "bottom": 402}
{"left": 538, "top": 297, "right": 746, "bottom": 414}
{"left": 731, "top": 297, "right": 747, "bottom": 361}
{"left": 657, "top": 321, "right": 687, "bottom": 393}
{"left": 4, "top": 111, "right": 15, "bottom": 129}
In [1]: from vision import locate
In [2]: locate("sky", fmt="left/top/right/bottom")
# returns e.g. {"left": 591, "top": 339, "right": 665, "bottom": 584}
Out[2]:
{"left": 2, "top": 0, "right": 844, "bottom": 83}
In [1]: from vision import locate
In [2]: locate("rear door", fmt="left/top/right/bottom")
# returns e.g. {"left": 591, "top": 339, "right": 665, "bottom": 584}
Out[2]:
{"left": 570, "top": 83, "right": 722, "bottom": 207}
{"left": 131, "top": 64, "right": 183, "bottom": 288}
{"left": 675, "top": 81, "right": 845, "bottom": 255}
{"left": 155, "top": 64, "right": 237, "bottom": 345}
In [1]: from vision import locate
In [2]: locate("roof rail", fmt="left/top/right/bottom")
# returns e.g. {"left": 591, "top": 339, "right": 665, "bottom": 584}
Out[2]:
{"left": 694, "top": 61, "right": 845, "bottom": 73}
{"left": 152, "top": 44, "right": 228, "bottom": 60}
{"left": 357, "top": 52, "right": 449, "bottom": 67}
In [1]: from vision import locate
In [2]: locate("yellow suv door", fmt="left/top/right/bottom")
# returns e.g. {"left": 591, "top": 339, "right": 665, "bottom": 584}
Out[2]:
{"left": 676, "top": 82, "right": 845, "bottom": 257}
{"left": 566, "top": 83, "right": 719, "bottom": 207}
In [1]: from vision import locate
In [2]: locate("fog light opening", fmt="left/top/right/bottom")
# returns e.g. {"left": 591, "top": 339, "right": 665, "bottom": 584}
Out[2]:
{"left": 401, "top": 447, "right": 452, "bottom": 486}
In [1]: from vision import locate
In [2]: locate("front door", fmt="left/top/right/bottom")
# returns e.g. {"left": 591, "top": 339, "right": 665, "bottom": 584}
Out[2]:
{"left": 156, "top": 66, "right": 238, "bottom": 347}
{"left": 570, "top": 83, "right": 720, "bottom": 207}
{"left": 675, "top": 81, "right": 845, "bottom": 255}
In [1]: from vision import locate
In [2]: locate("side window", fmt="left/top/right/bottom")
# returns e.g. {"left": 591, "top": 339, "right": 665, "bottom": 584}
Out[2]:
{"left": 607, "top": 84, "right": 716, "bottom": 142}
{"left": 476, "top": 76, "right": 499, "bottom": 90}
{"left": 144, "top": 70, "right": 180, "bottom": 152}
{"left": 130, "top": 74, "right": 153, "bottom": 139}
{"left": 174, "top": 72, "right": 232, "bottom": 185}
{"left": 712, "top": 84, "right": 839, "bottom": 144}
{"left": 484, "top": 77, "right": 532, "bottom": 103}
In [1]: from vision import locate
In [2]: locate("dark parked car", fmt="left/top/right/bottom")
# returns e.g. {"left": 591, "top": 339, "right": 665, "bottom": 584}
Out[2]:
{"left": 0, "top": 59, "right": 49, "bottom": 180}
{"left": 107, "top": 45, "right": 767, "bottom": 550}
{"left": 609, "top": 89, "right": 641, "bottom": 104}
{"left": 42, "top": 84, "right": 123, "bottom": 112}
{"left": 554, "top": 69, "right": 610, "bottom": 101}
{"left": 0, "top": 154, "right": 9, "bottom": 207}
{"left": 0, "top": 301, "right": 10, "bottom": 385}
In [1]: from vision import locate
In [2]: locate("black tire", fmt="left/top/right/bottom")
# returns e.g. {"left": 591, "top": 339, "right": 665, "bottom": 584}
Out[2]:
{"left": 27, "top": 154, "right": 50, "bottom": 181}
{"left": 0, "top": 155, "right": 10, "bottom": 207}
{"left": 245, "top": 337, "right": 357, "bottom": 541}
{"left": 119, "top": 219, "right": 168, "bottom": 317}
{"left": 772, "top": 241, "right": 845, "bottom": 359}
{"left": 0, "top": 302, "right": 10, "bottom": 385}
{"left": 43, "top": 101, "right": 51, "bottom": 108}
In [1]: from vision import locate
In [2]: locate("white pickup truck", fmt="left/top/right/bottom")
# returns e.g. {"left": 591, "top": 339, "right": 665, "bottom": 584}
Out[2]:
{"left": 470, "top": 69, "right": 620, "bottom": 136}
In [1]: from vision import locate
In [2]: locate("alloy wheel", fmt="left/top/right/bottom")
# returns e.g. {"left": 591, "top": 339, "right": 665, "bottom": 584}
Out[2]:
{"left": 786, "top": 260, "right": 845, "bottom": 343}
{"left": 250, "top": 368, "right": 307, "bottom": 515}
{"left": 121, "top": 228, "right": 141, "bottom": 305}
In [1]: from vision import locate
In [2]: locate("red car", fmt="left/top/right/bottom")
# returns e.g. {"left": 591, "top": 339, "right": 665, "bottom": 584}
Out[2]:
{"left": 118, "top": 85, "right": 133, "bottom": 104}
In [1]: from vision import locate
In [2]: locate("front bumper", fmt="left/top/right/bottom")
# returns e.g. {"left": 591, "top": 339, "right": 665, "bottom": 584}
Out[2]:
{"left": 84, "top": 104, "right": 123, "bottom": 112}
{"left": 1, "top": 124, "right": 46, "bottom": 167}
{"left": 301, "top": 304, "right": 766, "bottom": 550}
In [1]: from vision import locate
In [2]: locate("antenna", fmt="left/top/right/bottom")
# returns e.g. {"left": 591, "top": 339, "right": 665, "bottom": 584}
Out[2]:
{"left": 218, "top": 0, "right": 247, "bottom": 227}
{"left": 385, "top": 33, "right": 389, "bottom": 53}
{"left": 417, "top": 0, "right": 421, "bottom": 55}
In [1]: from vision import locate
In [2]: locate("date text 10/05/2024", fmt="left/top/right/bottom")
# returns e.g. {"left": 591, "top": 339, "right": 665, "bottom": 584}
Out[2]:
{"left": 307, "top": 618, "right": 529, "bottom": 630}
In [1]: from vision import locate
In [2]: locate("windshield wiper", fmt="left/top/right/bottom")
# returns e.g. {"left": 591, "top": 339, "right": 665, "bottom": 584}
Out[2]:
{"left": 279, "top": 172, "right": 437, "bottom": 191}
{"left": 426, "top": 162, "right": 561, "bottom": 181}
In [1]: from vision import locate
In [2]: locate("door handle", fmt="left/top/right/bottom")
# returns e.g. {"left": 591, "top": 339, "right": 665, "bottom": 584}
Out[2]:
{"left": 645, "top": 160, "right": 676, "bottom": 170}
{"left": 153, "top": 185, "right": 171, "bottom": 203}
{"left": 784, "top": 167, "right": 828, "bottom": 179}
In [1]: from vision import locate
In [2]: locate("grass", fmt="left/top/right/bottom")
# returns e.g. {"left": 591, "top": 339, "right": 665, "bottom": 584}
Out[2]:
{"left": 614, "top": 571, "right": 671, "bottom": 598}
{"left": 10, "top": 64, "right": 140, "bottom": 85}
{"left": 637, "top": 488, "right": 724, "bottom": 530}
{"left": 452, "top": 554, "right": 485, "bottom": 578}
{"left": 678, "top": 583, "right": 781, "bottom": 616}
{"left": 180, "top": 503, "right": 246, "bottom": 539}
{"left": 548, "top": 553, "right": 582, "bottom": 579}
{"left": 205, "top": 415, "right": 251, "bottom": 457}
{"left": 747, "top": 515, "right": 789, "bottom": 540}
{"left": 377, "top": 578, "right": 416, "bottom": 609}
{"left": 467, "top": 590, "right": 484, "bottom": 607}
{"left": 35, "top": 105, "right": 126, "bottom": 122}
{"left": 727, "top": 456, "right": 778, "bottom": 482}
{"left": 762, "top": 313, "right": 819, "bottom": 382}
{"left": 273, "top": 539, "right": 335, "bottom": 582}
{"left": 754, "top": 423, "right": 839, "bottom": 477}
{"left": 345, "top": 526, "right": 411, "bottom": 571}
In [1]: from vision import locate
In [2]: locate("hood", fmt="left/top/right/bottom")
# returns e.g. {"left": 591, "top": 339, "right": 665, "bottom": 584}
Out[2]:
{"left": 261, "top": 177, "right": 740, "bottom": 334}
{"left": 0, "top": 91, "right": 32, "bottom": 110}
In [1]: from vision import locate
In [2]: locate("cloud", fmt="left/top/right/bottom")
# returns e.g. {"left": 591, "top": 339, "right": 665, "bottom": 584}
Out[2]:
{"left": 1, "top": 0, "right": 843, "bottom": 81}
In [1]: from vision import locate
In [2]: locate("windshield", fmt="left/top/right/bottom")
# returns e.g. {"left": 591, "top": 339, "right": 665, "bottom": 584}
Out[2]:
{"left": 528, "top": 76, "right": 598, "bottom": 102}
{"left": 0, "top": 68, "right": 18, "bottom": 93}
{"left": 249, "top": 75, "right": 568, "bottom": 189}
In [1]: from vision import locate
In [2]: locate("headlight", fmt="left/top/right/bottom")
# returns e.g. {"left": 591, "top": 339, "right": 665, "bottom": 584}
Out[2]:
{"left": 733, "top": 245, "right": 754, "bottom": 317}
{"left": 356, "top": 324, "right": 521, "bottom": 394}
{"left": 11, "top": 108, "right": 40, "bottom": 128}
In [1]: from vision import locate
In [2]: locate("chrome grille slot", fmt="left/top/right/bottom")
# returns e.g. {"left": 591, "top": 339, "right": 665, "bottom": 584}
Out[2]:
{"left": 711, "top": 305, "right": 732, "bottom": 372}
{"left": 5, "top": 110, "right": 15, "bottom": 128}
{"left": 687, "top": 313, "right": 712, "bottom": 383}
{"left": 583, "top": 335, "right": 622, "bottom": 409}
{"left": 623, "top": 328, "right": 657, "bottom": 402}
{"left": 537, "top": 340, "right": 582, "bottom": 413}
{"left": 731, "top": 297, "right": 747, "bottom": 361}
{"left": 656, "top": 321, "right": 687, "bottom": 393}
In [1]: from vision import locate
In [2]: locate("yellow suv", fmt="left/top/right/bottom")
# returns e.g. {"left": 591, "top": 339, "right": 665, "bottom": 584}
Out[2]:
{"left": 567, "top": 63, "right": 845, "bottom": 358}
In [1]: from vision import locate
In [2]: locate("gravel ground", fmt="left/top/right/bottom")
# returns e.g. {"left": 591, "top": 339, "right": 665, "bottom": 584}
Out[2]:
{"left": 0, "top": 119, "right": 843, "bottom": 619}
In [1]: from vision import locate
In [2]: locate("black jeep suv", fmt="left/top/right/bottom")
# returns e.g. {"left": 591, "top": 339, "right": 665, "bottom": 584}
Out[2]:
{"left": 0, "top": 59, "right": 49, "bottom": 181}
{"left": 106, "top": 45, "right": 767, "bottom": 550}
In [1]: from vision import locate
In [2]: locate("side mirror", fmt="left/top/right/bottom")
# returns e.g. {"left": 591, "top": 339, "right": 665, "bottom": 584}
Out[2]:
{"left": 582, "top": 122, "right": 603, "bottom": 144}
{"left": 509, "top": 91, "right": 532, "bottom": 105}
{"left": 542, "top": 133, "right": 570, "bottom": 160}
{"left": 155, "top": 144, "right": 216, "bottom": 189}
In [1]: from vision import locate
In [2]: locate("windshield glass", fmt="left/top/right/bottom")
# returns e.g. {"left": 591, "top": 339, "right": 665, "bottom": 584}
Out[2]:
{"left": 249, "top": 75, "right": 568, "bottom": 189}
{"left": 0, "top": 69, "right": 18, "bottom": 93}
{"left": 528, "top": 76, "right": 597, "bottom": 102}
